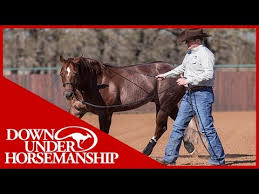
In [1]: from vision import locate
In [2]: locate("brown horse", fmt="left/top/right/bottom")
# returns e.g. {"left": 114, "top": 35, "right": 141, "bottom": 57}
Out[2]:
{"left": 59, "top": 56, "right": 196, "bottom": 156}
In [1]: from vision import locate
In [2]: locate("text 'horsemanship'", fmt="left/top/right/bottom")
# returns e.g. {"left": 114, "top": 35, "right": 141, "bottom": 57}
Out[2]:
{"left": 4, "top": 126, "right": 119, "bottom": 165}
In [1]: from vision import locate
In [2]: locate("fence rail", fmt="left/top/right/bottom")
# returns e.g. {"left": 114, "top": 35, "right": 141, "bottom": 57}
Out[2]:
{"left": 3, "top": 64, "right": 256, "bottom": 112}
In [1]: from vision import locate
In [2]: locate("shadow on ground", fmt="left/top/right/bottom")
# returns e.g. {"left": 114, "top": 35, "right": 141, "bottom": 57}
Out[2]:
{"left": 153, "top": 154, "right": 256, "bottom": 166}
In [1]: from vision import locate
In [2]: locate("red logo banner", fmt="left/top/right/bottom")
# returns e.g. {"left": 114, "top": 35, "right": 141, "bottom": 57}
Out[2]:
{"left": 0, "top": 77, "right": 164, "bottom": 169}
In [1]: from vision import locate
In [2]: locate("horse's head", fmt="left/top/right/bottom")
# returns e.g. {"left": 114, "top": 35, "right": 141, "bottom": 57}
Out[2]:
{"left": 59, "top": 56, "right": 81, "bottom": 100}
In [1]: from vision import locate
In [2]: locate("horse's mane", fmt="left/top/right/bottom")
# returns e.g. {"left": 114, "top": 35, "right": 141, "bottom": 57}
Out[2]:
{"left": 71, "top": 56, "right": 105, "bottom": 75}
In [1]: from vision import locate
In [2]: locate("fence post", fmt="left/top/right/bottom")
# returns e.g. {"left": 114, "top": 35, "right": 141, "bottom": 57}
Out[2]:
{"left": 22, "top": 67, "right": 25, "bottom": 87}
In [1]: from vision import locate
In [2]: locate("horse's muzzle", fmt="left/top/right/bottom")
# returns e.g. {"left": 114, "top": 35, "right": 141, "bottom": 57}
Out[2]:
{"left": 63, "top": 91, "right": 74, "bottom": 100}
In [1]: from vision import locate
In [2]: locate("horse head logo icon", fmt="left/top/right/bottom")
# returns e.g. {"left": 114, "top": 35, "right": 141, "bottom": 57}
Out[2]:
{"left": 55, "top": 126, "right": 98, "bottom": 152}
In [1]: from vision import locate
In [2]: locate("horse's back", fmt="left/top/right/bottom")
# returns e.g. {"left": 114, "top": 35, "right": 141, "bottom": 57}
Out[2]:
{"left": 120, "top": 61, "right": 177, "bottom": 75}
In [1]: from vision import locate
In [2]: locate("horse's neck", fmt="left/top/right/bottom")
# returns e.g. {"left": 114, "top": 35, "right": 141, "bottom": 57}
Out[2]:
{"left": 77, "top": 62, "right": 105, "bottom": 100}
{"left": 78, "top": 74, "right": 100, "bottom": 98}
{"left": 78, "top": 78, "right": 95, "bottom": 92}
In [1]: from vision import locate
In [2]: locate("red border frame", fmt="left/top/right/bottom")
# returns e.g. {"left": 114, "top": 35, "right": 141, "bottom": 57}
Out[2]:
{"left": 0, "top": 28, "right": 3, "bottom": 76}
{"left": 0, "top": 25, "right": 257, "bottom": 169}
{"left": 1, "top": 25, "right": 258, "bottom": 29}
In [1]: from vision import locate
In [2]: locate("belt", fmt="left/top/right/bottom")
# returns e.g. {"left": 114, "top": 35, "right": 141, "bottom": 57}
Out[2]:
{"left": 187, "top": 86, "right": 212, "bottom": 92}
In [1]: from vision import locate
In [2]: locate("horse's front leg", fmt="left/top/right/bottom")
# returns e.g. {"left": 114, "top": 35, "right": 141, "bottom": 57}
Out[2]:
{"left": 69, "top": 100, "right": 87, "bottom": 119}
{"left": 142, "top": 108, "right": 169, "bottom": 156}
{"left": 98, "top": 112, "right": 113, "bottom": 134}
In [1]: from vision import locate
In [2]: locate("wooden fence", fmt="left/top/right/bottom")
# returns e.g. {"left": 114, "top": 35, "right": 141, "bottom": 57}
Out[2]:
{"left": 5, "top": 70, "right": 256, "bottom": 112}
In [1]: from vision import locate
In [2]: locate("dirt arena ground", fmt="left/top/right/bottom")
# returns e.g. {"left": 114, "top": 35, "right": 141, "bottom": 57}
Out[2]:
{"left": 82, "top": 111, "right": 256, "bottom": 166}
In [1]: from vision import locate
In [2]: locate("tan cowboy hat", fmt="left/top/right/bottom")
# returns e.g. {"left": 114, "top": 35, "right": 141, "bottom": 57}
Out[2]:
{"left": 177, "top": 28, "right": 211, "bottom": 42}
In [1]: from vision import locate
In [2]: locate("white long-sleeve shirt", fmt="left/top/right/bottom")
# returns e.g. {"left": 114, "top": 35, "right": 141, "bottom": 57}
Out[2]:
{"left": 164, "top": 45, "right": 215, "bottom": 87}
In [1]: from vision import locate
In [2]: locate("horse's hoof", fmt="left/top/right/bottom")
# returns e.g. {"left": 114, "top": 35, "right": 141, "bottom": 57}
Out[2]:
{"left": 183, "top": 141, "right": 195, "bottom": 155}
{"left": 142, "top": 139, "right": 156, "bottom": 156}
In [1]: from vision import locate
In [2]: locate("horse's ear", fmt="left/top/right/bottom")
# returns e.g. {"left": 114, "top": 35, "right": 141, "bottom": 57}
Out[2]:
{"left": 60, "top": 56, "right": 65, "bottom": 63}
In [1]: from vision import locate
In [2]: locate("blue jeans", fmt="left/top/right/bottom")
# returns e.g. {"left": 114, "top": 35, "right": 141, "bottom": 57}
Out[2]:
{"left": 164, "top": 88, "right": 225, "bottom": 165}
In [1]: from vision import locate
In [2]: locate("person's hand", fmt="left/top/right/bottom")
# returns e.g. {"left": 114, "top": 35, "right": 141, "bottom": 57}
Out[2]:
{"left": 155, "top": 74, "right": 165, "bottom": 81}
{"left": 176, "top": 75, "right": 187, "bottom": 86}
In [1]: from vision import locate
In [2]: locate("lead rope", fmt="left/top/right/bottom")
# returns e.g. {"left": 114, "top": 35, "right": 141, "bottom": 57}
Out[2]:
{"left": 71, "top": 68, "right": 211, "bottom": 155}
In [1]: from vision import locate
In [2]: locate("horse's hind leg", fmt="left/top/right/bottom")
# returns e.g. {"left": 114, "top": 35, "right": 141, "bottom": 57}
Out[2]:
{"left": 169, "top": 106, "right": 196, "bottom": 154}
{"left": 142, "top": 109, "right": 169, "bottom": 156}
